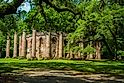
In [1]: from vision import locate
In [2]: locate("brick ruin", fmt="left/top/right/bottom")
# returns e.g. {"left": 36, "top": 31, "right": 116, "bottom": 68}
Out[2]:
{"left": 5, "top": 30, "right": 101, "bottom": 60}
{"left": 5, "top": 30, "right": 67, "bottom": 59}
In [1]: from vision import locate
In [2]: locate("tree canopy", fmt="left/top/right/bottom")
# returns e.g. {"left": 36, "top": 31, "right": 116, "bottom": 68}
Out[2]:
{"left": 0, "top": 0, "right": 124, "bottom": 59}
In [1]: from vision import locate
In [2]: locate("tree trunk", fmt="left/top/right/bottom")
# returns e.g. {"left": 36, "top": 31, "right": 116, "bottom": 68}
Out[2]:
{"left": 80, "top": 42, "right": 84, "bottom": 59}
{"left": 77, "top": 43, "right": 81, "bottom": 58}
{"left": 66, "top": 53, "right": 70, "bottom": 59}
{"left": 78, "top": 51, "right": 81, "bottom": 58}
{"left": 13, "top": 31, "right": 17, "bottom": 58}
{"left": 6, "top": 35, "right": 10, "bottom": 58}
{"left": 86, "top": 42, "right": 93, "bottom": 60}
{"left": 89, "top": 54, "right": 93, "bottom": 59}
{"left": 95, "top": 41, "right": 101, "bottom": 59}
{"left": 32, "top": 29, "right": 36, "bottom": 58}
{"left": 86, "top": 54, "right": 90, "bottom": 60}
{"left": 70, "top": 50, "right": 73, "bottom": 59}
{"left": 101, "top": 34, "right": 113, "bottom": 59}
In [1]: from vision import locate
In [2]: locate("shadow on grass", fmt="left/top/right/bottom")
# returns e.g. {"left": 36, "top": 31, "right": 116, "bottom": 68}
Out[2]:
{"left": 0, "top": 74, "right": 124, "bottom": 83}
{"left": 0, "top": 61, "right": 124, "bottom": 74}
{"left": 0, "top": 60, "right": 124, "bottom": 82}
{"left": 0, "top": 66, "right": 20, "bottom": 73}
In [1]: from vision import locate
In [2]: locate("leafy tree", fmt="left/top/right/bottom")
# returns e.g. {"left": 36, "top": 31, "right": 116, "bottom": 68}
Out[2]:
{"left": 0, "top": 14, "right": 19, "bottom": 57}
{"left": 67, "top": 0, "right": 124, "bottom": 59}
{"left": 0, "top": 0, "right": 124, "bottom": 60}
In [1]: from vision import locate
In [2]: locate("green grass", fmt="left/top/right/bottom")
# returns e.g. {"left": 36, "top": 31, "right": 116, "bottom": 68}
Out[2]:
{"left": 0, "top": 58, "right": 124, "bottom": 75}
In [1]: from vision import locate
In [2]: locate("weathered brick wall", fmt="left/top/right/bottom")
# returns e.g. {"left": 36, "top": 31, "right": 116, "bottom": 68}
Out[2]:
{"left": 18, "top": 30, "right": 64, "bottom": 59}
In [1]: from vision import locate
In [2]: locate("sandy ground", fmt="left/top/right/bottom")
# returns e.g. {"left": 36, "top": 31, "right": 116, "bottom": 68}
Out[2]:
{"left": 0, "top": 70, "right": 124, "bottom": 83}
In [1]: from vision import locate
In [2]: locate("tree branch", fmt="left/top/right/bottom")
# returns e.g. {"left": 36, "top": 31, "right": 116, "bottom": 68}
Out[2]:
{"left": 38, "top": 3, "right": 48, "bottom": 28}
{"left": 0, "top": 0, "right": 24, "bottom": 17}
{"left": 42, "top": 0, "right": 80, "bottom": 16}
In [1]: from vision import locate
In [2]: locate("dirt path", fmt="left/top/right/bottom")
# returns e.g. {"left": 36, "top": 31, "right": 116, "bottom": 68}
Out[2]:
{"left": 0, "top": 70, "right": 124, "bottom": 83}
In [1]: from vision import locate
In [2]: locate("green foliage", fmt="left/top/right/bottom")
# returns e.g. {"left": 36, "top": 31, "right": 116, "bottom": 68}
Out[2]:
{"left": 117, "top": 50, "right": 124, "bottom": 56}
{"left": 24, "top": 5, "right": 76, "bottom": 32}
{"left": 71, "top": 46, "right": 81, "bottom": 53}
{"left": 0, "top": 14, "right": 19, "bottom": 57}
{"left": 82, "top": 45, "right": 96, "bottom": 55}
{"left": 67, "top": 0, "right": 124, "bottom": 58}
{"left": 0, "top": 0, "right": 124, "bottom": 59}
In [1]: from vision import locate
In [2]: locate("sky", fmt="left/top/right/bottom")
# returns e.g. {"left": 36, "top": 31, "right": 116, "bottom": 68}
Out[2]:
{"left": 18, "top": 2, "right": 31, "bottom": 12}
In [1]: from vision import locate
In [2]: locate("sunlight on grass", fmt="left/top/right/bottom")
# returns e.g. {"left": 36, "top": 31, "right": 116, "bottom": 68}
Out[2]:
{"left": 0, "top": 58, "right": 124, "bottom": 75}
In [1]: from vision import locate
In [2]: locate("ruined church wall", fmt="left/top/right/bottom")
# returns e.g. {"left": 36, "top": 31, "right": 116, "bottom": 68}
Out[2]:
{"left": 18, "top": 31, "right": 63, "bottom": 59}
{"left": 6, "top": 30, "right": 93, "bottom": 60}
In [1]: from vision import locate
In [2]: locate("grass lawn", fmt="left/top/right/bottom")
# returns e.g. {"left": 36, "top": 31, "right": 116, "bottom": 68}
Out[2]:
{"left": 0, "top": 58, "right": 124, "bottom": 75}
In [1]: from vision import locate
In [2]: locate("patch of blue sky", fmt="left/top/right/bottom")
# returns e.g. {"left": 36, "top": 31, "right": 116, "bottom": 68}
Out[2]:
{"left": 17, "top": 2, "right": 31, "bottom": 13}
{"left": 4, "top": 0, "right": 31, "bottom": 13}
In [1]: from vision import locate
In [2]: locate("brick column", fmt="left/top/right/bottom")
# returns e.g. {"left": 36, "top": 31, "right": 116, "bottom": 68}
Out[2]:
{"left": 21, "top": 31, "right": 26, "bottom": 58}
{"left": 13, "top": 31, "right": 17, "bottom": 58}
{"left": 19, "top": 36, "right": 22, "bottom": 57}
{"left": 32, "top": 29, "right": 36, "bottom": 58}
{"left": 26, "top": 37, "right": 32, "bottom": 60}
{"left": 58, "top": 32, "right": 63, "bottom": 58}
{"left": 55, "top": 34, "right": 59, "bottom": 58}
{"left": 36, "top": 37, "right": 41, "bottom": 60}
{"left": 6, "top": 35, "right": 10, "bottom": 58}
{"left": 45, "top": 32, "right": 51, "bottom": 58}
